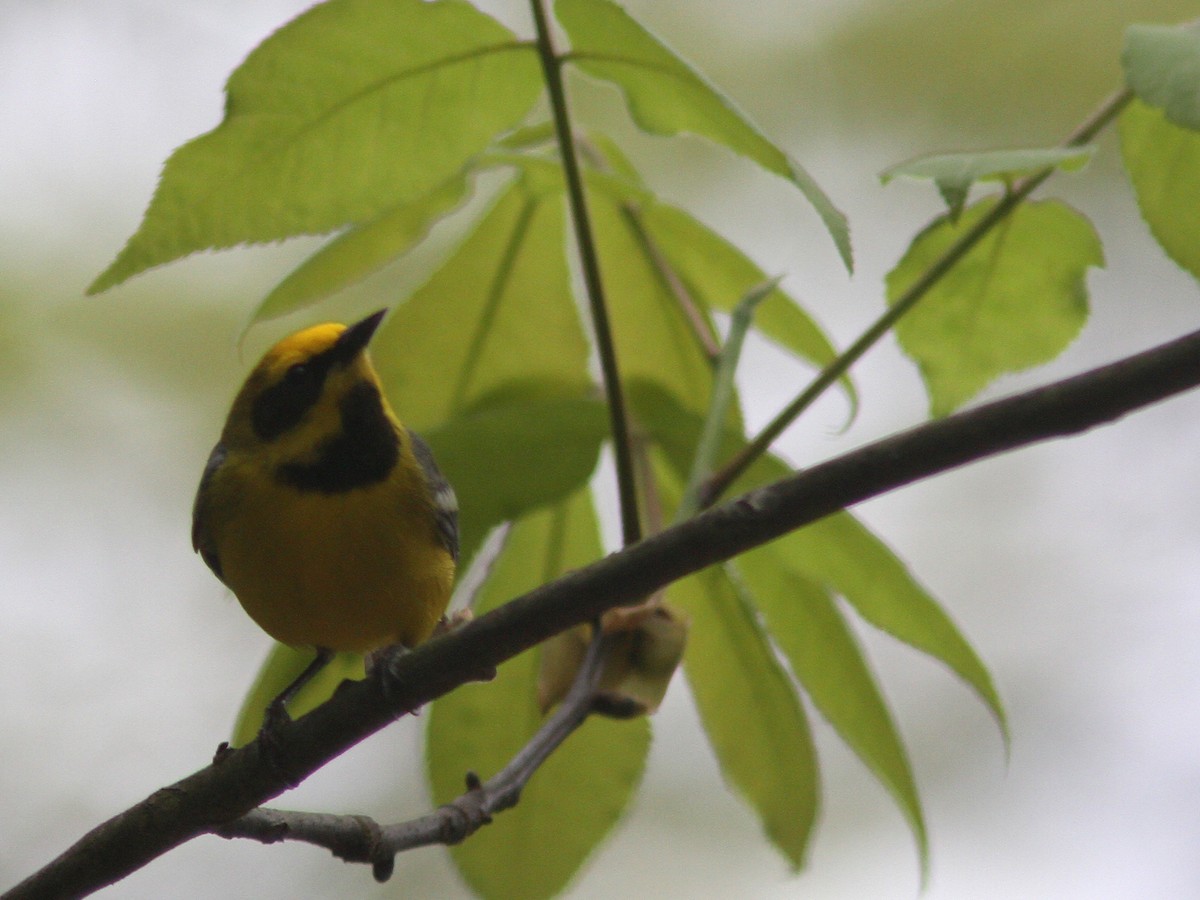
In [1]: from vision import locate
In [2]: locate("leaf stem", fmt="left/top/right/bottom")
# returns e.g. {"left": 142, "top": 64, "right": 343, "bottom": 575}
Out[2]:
{"left": 699, "top": 87, "right": 1134, "bottom": 507}
{"left": 531, "top": 0, "right": 642, "bottom": 545}
{"left": 677, "top": 278, "right": 778, "bottom": 520}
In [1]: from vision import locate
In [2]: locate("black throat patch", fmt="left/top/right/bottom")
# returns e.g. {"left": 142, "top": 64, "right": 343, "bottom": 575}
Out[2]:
{"left": 276, "top": 381, "right": 400, "bottom": 492}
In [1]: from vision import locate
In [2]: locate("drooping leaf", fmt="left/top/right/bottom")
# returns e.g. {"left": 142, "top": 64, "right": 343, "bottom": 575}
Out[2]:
{"left": 372, "top": 176, "right": 591, "bottom": 432}
{"left": 772, "top": 513, "right": 1005, "bottom": 734}
{"left": 881, "top": 146, "right": 1095, "bottom": 219}
{"left": 633, "top": 384, "right": 1003, "bottom": 734}
{"left": 1123, "top": 21, "right": 1200, "bottom": 130}
{"left": 1120, "top": 97, "right": 1200, "bottom": 280}
{"left": 90, "top": 0, "right": 540, "bottom": 292}
{"left": 668, "top": 564, "right": 818, "bottom": 869}
{"left": 428, "top": 492, "right": 649, "bottom": 900}
{"left": 887, "top": 198, "right": 1103, "bottom": 416}
{"left": 734, "top": 553, "right": 927, "bottom": 867}
{"left": 422, "top": 394, "right": 608, "bottom": 569}
{"left": 246, "top": 175, "right": 471, "bottom": 329}
{"left": 554, "top": 0, "right": 851, "bottom": 270}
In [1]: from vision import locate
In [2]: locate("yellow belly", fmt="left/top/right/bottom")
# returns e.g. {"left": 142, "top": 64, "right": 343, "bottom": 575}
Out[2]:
{"left": 213, "top": 469, "right": 454, "bottom": 652}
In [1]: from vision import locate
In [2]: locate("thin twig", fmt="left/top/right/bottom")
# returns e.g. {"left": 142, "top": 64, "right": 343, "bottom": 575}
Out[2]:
{"left": 530, "top": 0, "right": 642, "bottom": 545}
{"left": 9, "top": 321, "right": 1200, "bottom": 900}
{"left": 700, "top": 86, "right": 1136, "bottom": 507}
{"left": 622, "top": 202, "right": 723, "bottom": 362}
{"left": 216, "top": 634, "right": 612, "bottom": 881}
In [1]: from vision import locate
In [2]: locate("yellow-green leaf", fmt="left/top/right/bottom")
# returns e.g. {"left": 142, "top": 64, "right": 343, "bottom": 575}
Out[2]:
{"left": 247, "top": 176, "right": 471, "bottom": 329}
{"left": 428, "top": 492, "right": 649, "bottom": 900}
{"left": 555, "top": 0, "right": 851, "bottom": 270}
{"left": 1120, "top": 97, "right": 1200, "bottom": 280}
{"left": 669, "top": 565, "right": 818, "bottom": 868}
{"left": 422, "top": 394, "right": 608, "bottom": 569}
{"left": 634, "top": 200, "right": 855, "bottom": 410}
{"left": 881, "top": 146, "right": 1094, "bottom": 219}
{"left": 735, "top": 552, "right": 927, "bottom": 868}
{"left": 1123, "top": 21, "right": 1200, "bottom": 130}
{"left": 90, "top": 0, "right": 540, "bottom": 292}
{"left": 887, "top": 198, "right": 1103, "bottom": 416}
{"left": 774, "top": 513, "right": 1005, "bottom": 734}
{"left": 588, "top": 187, "right": 716, "bottom": 419}
{"left": 633, "top": 387, "right": 1003, "bottom": 736}
{"left": 373, "top": 177, "right": 591, "bottom": 432}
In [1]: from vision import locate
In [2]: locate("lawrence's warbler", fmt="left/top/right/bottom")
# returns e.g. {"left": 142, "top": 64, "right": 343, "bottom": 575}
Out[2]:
{"left": 192, "top": 309, "right": 458, "bottom": 717}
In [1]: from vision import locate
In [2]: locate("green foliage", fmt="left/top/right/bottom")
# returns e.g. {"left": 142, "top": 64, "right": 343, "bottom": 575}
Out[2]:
{"left": 771, "top": 514, "right": 1004, "bottom": 730}
{"left": 248, "top": 176, "right": 472, "bottom": 327}
{"left": 887, "top": 199, "right": 1103, "bottom": 416}
{"left": 428, "top": 492, "right": 650, "bottom": 900}
{"left": 734, "top": 552, "right": 927, "bottom": 868}
{"left": 89, "top": 0, "right": 540, "bottom": 293}
{"left": 555, "top": 0, "right": 852, "bottom": 269}
{"left": 423, "top": 395, "right": 608, "bottom": 571}
{"left": 1123, "top": 21, "right": 1200, "bottom": 129}
{"left": 1119, "top": 20, "right": 1200, "bottom": 281}
{"left": 881, "top": 146, "right": 1095, "bottom": 219}
{"left": 638, "top": 388, "right": 993, "bottom": 864}
{"left": 669, "top": 564, "right": 818, "bottom": 868}
{"left": 1120, "top": 99, "right": 1200, "bottom": 280}
{"left": 92, "top": 1, "right": 1200, "bottom": 896}
{"left": 630, "top": 200, "right": 855, "bottom": 410}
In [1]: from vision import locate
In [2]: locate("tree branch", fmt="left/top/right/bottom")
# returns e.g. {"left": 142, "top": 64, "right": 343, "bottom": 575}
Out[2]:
{"left": 8, "top": 324, "right": 1200, "bottom": 899}
{"left": 216, "top": 632, "right": 611, "bottom": 883}
{"left": 700, "top": 86, "right": 1135, "bottom": 506}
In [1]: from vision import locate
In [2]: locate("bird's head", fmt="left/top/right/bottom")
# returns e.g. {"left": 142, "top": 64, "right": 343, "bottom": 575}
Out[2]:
{"left": 221, "top": 309, "right": 391, "bottom": 463}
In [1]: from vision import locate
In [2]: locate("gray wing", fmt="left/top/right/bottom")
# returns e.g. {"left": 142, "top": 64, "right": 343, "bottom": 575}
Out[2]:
{"left": 409, "top": 431, "right": 459, "bottom": 563}
{"left": 191, "top": 442, "right": 227, "bottom": 581}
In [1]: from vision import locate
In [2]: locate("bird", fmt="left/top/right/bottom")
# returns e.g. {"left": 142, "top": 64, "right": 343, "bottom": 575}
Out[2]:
{"left": 191, "top": 309, "right": 458, "bottom": 725}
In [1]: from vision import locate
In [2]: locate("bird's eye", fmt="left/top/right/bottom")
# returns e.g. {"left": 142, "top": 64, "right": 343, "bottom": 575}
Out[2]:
{"left": 285, "top": 362, "right": 309, "bottom": 383}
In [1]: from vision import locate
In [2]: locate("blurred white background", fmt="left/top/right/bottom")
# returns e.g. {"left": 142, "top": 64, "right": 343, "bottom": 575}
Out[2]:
{"left": 2, "top": 1, "right": 1200, "bottom": 897}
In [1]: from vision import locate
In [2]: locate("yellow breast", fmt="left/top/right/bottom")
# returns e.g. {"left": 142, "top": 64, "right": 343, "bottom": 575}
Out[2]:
{"left": 210, "top": 455, "right": 455, "bottom": 652}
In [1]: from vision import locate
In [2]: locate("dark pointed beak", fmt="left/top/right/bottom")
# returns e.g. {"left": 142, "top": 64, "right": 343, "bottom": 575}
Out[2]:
{"left": 333, "top": 309, "right": 386, "bottom": 364}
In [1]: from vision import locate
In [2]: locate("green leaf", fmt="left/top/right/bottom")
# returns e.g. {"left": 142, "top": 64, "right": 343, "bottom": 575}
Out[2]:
{"left": 231, "top": 647, "right": 365, "bottom": 747}
{"left": 246, "top": 175, "right": 471, "bottom": 329}
{"left": 886, "top": 198, "right": 1103, "bottom": 416}
{"left": 492, "top": 142, "right": 846, "bottom": 424}
{"left": 554, "top": 0, "right": 851, "bottom": 270}
{"left": 631, "top": 386, "right": 1003, "bottom": 734}
{"left": 497, "top": 120, "right": 559, "bottom": 151}
{"left": 639, "top": 392, "right": 997, "bottom": 865}
{"left": 735, "top": 552, "right": 928, "bottom": 867}
{"left": 587, "top": 187, "right": 717, "bottom": 418}
{"left": 881, "top": 146, "right": 1095, "bottom": 219}
{"left": 90, "top": 0, "right": 540, "bottom": 293}
{"left": 1120, "top": 97, "right": 1200, "bottom": 280}
{"left": 669, "top": 564, "right": 818, "bottom": 869}
{"left": 372, "top": 176, "right": 591, "bottom": 432}
{"left": 1123, "top": 22, "right": 1200, "bottom": 130}
{"left": 422, "top": 394, "right": 608, "bottom": 570}
{"left": 428, "top": 492, "right": 649, "bottom": 900}
{"left": 772, "top": 513, "right": 1005, "bottom": 734}
{"left": 633, "top": 200, "right": 855, "bottom": 410}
